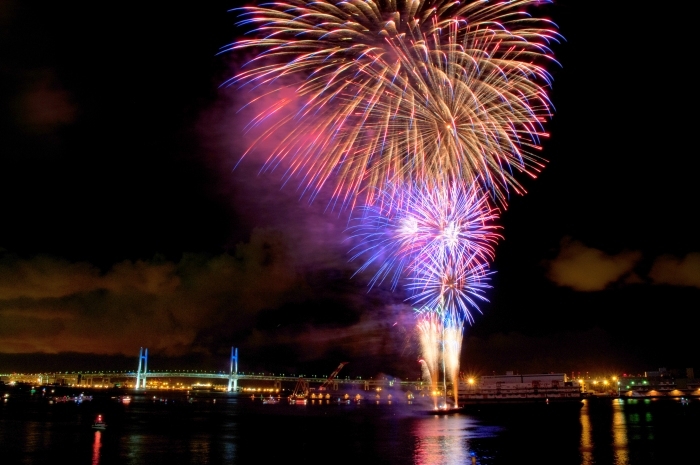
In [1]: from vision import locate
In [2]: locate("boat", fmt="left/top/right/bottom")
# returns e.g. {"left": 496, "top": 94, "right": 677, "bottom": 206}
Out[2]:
{"left": 262, "top": 396, "right": 279, "bottom": 404}
{"left": 287, "top": 363, "right": 348, "bottom": 405}
{"left": 91, "top": 415, "right": 107, "bottom": 430}
{"left": 425, "top": 406, "right": 463, "bottom": 415}
{"left": 51, "top": 393, "right": 93, "bottom": 404}
{"left": 288, "top": 377, "right": 309, "bottom": 404}
{"left": 191, "top": 384, "right": 215, "bottom": 391}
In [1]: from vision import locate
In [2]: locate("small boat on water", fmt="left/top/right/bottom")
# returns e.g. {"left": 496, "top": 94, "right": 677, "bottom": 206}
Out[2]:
{"left": 52, "top": 393, "right": 93, "bottom": 404}
{"left": 423, "top": 401, "right": 463, "bottom": 415}
{"left": 262, "top": 396, "right": 279, "bottom": 404}
{"left": 92, "top": 415, "right": 107, "bottom": 430}
{"left": 427, "top": 408, "right": 463, "bottom": 415}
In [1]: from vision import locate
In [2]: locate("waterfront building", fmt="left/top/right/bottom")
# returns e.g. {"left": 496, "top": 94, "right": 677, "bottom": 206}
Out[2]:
{"left": 459, "top": 373, "right": 582, "bottom": 404}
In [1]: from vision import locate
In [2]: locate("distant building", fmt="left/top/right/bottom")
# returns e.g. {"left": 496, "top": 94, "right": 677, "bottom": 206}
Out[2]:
{"left": 620, "top": 367, "right": 700, "bottom": 396}
{"left": 459, "top": 373, "right": 582, "bottom": 404}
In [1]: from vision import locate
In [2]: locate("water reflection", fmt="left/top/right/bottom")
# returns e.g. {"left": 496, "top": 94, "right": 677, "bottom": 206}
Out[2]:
{"left": 412, "top": 414, "right": 494, "bottom": 465}
{"left": 222, "top": 441, "right": 236, "bottom": 463}
{"left": 92, "top": 431, "right": 102, "bottom": 465}
{"left": 580, "top": 400, "right": 593, "bottom": 465}
{"left": 189, "top": 435, "right": 211, "bottom": 463}
{"left": 581, "top": 399, "right": 631, "bottom": 465}
{"left": 123, "top": 434, "right": 144, "bottom": 463}
{"left": 6, "top": 392, "right": 699, "bottom": 465}
{"left": 612, "top": 400, "right": 629, "bottom": 465}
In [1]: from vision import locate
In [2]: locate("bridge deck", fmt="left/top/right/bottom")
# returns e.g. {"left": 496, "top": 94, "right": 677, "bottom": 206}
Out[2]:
{"left": 40, "top": 372, "right": 425, "bottom": 388}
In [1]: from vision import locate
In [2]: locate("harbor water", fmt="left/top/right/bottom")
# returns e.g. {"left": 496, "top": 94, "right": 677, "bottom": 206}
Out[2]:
{"left": 1, "top": 388, "right": 698, "bottom": 464}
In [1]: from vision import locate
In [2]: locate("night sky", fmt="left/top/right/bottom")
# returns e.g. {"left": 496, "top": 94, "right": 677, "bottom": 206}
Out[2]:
{"left": 1, "top": 1, "right": 698, "bottom": 379}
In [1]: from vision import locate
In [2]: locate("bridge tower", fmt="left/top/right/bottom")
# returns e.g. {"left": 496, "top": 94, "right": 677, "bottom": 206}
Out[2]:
{"left": 135, "top": 347, "right": 148, "bottom": 389}
{"left": 227, "top": 347, "right": 238, "bottom": 392}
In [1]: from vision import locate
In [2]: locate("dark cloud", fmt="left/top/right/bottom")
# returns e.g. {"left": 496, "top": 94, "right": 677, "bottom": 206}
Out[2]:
{"left": 649, "top": 253, "right": 700, "bottom": 288}
{"left": 16, "top": 73, "right": 77, "bottom": 132}
{"left": 0, "top": 256, "right": 179, "bottom": 300}
{"left": 544, "top": 238, "right": 641, "bottom": 291}
{"left": 544, "top": 239, "right": 700, "bottom": 293}
{"left": 0, "top": 229, "right": 294, "bottom": 355}
{"left": 0, "top": 228, "right": 417, "bottom": 376}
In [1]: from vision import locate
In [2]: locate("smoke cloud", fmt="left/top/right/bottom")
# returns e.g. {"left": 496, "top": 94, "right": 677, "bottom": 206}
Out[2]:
{"left": 545, "top": 238, "right": 641, "bottom": 291}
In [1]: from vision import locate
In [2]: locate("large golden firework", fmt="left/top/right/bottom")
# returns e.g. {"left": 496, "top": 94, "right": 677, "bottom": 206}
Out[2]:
{"left": 226, "top": 0, "right": 560, "bottom": 207}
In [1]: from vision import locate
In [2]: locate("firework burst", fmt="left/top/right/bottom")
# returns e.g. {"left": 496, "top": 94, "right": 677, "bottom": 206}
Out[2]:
{"left": 406, "top": 253, "right": 492, "bottom": 324}
{"left": 225, "top": 0, "right": 560, "bottom": 207}
{"left": 348, "top": 180, "right": 500, "bottom": 292}
{"left": 226, "top": 0, "right": 560, "bottom": 406}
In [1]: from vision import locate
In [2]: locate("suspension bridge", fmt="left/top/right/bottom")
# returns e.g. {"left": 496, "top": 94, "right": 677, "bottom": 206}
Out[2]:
{"left": 32, "top": 347, "right": 425, "bottom": 392}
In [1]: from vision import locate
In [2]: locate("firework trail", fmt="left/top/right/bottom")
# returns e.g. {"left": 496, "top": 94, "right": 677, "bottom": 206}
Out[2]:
{"left": 417, "top": 306, "right": 466, "bottom": 408}
{"left": 225, "top": 0, "right": 560, "bottom": 208}
{"left": 417, "top": 312, "right": 442, "bottom": 406}
{"left": 419, "top": 359, "right": 433, "bottom": 386}
{"left": 443, "top": 316, "right": 464, "bottom": 407}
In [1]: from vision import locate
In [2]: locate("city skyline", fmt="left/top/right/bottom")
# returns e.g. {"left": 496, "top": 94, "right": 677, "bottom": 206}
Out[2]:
{"left": 1, "top": 0, "right": 698, "bottom": 378}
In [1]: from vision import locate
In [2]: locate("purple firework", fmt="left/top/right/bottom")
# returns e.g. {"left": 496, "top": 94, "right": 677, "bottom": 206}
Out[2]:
{"left": 348, "top": 181, "right": 500, "bottom": 321}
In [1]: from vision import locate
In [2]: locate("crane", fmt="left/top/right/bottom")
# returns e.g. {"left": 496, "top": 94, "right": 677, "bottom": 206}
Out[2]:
{"left": 289, "top": 377, "right": 309, "bottom": 403}
{"left": 318, "top": 362, "right": 348, "bottom": 391}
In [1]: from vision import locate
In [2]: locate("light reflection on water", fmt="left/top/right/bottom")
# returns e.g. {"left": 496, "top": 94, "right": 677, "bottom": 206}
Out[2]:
{"left": 123, "top": 433, "right": 144, "bottom": 463}
{"left": 580, "top": 400, "right": 593, "bottom": 465}
{"left": 581, "top": 399, "right": 631, "bottom": 465}
{"left": 413, "top": 414, "right": 501, "bottom": 465}
{"left": 189, "top": 434, "right": 212, "bottom": 464}
{"left": 23, "top": 420, "right": 43, "bottom": 465}
{"left": 92, "top": 431, "right": 102, "bottom": 465}
{"left": 413, "top": 415, "right": 468, "bottom": 465}
{"left": 2, "top": 392, "right": 699, "bottom": 464}
{"left": 612, "top": 400, "right": 629, "bottom": 465}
